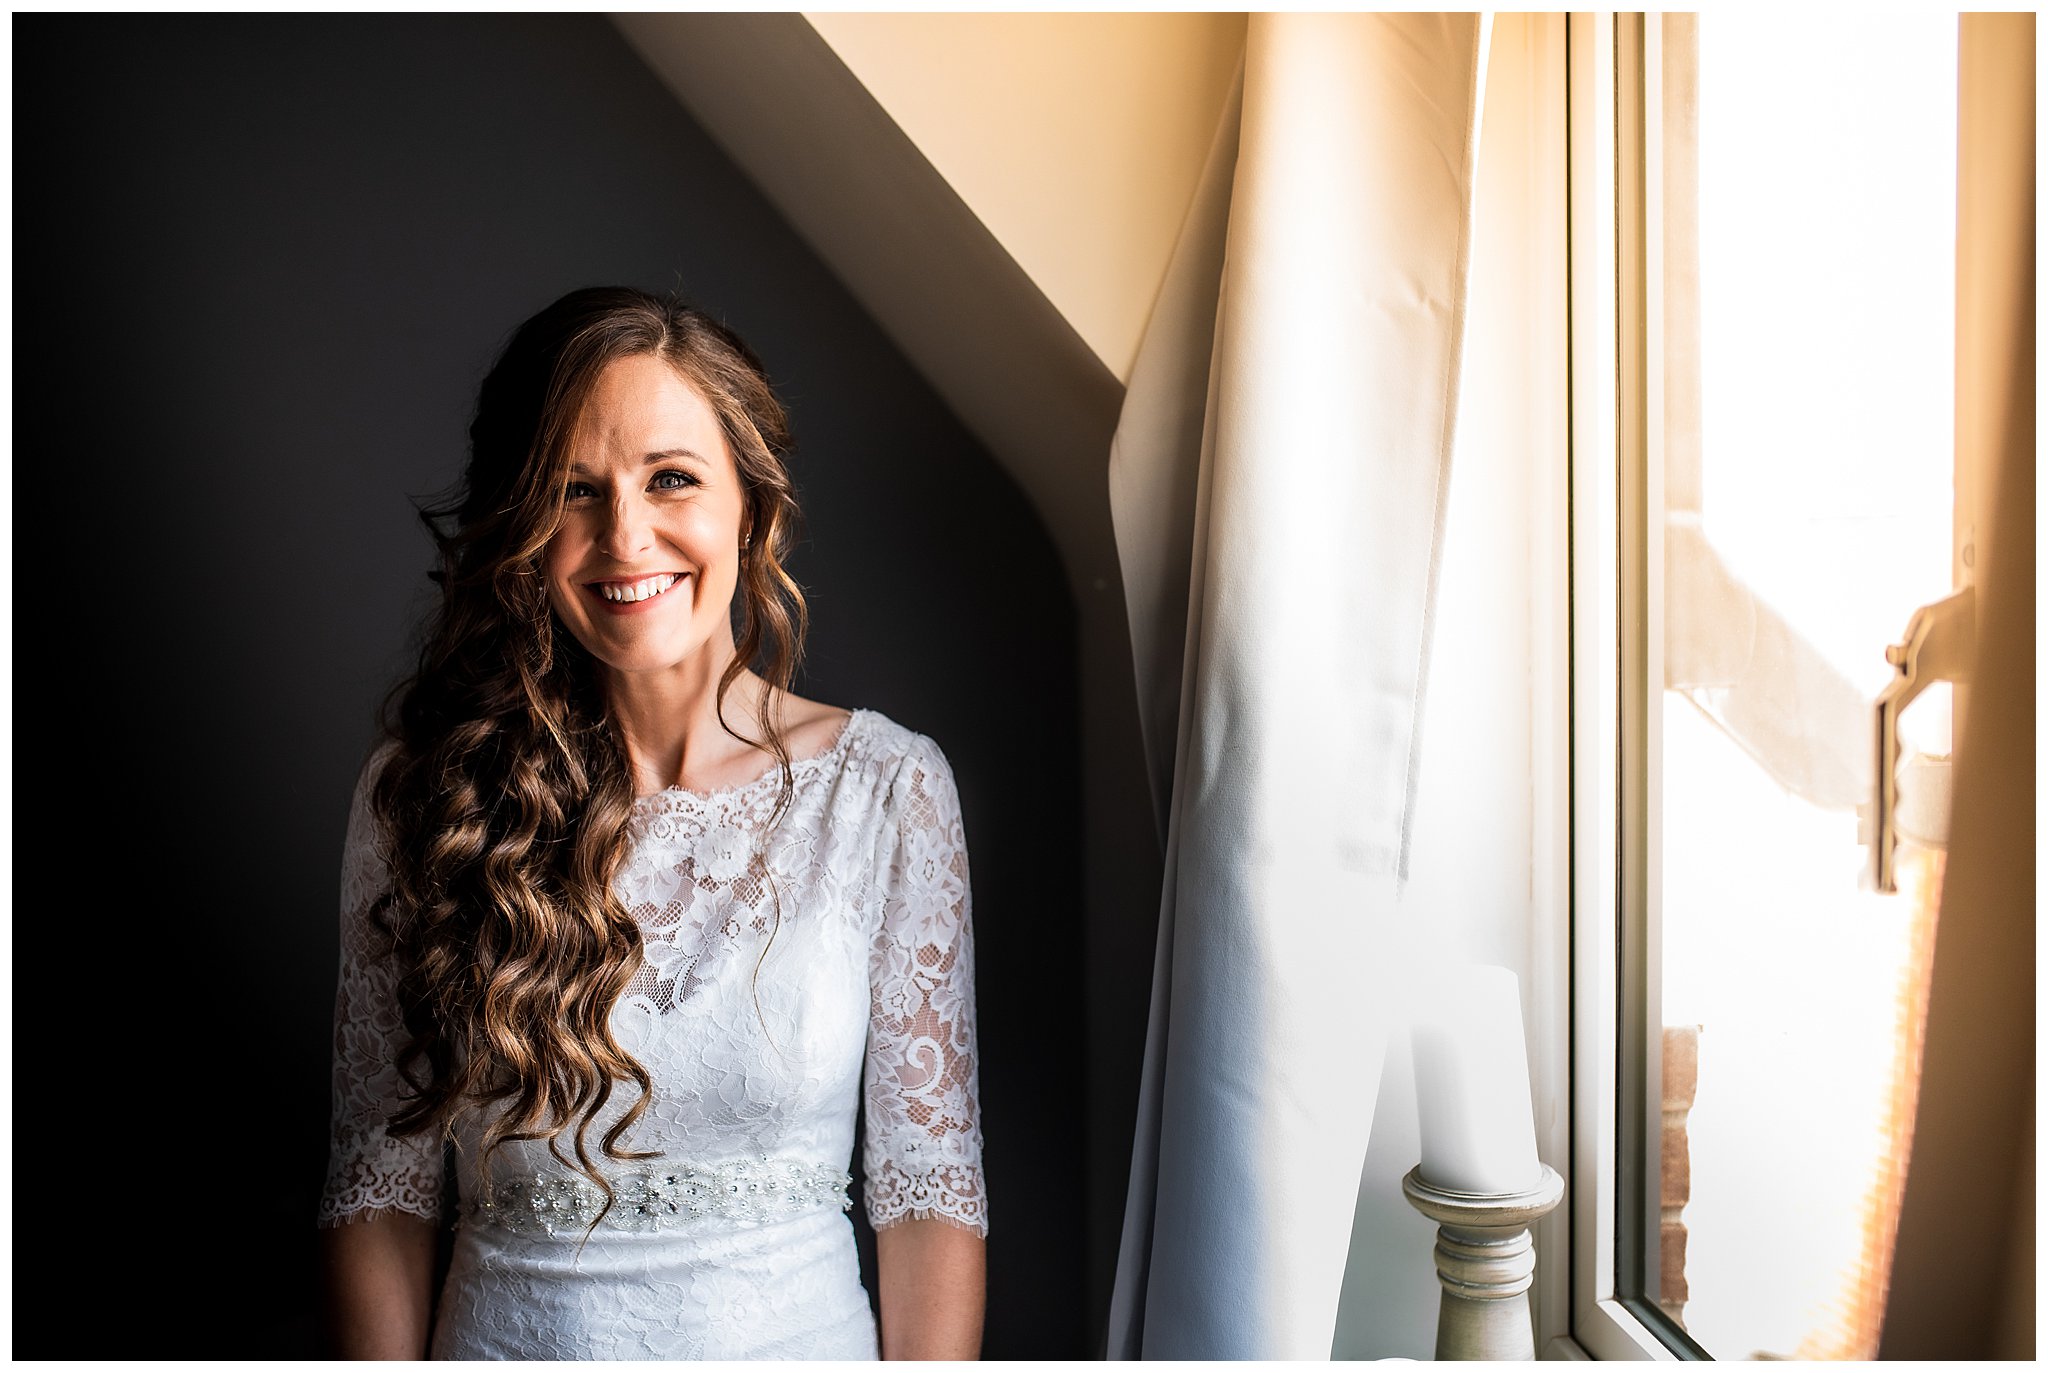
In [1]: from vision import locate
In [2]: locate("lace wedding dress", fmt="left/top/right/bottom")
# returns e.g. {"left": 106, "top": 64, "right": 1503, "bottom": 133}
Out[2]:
{"left": 318, "top": 709, "right": 986, "bottom": 1359}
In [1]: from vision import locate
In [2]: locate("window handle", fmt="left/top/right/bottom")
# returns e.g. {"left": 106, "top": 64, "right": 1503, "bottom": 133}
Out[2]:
{"left": 1866, "top": 586, "right": 1975, "bottom": 893}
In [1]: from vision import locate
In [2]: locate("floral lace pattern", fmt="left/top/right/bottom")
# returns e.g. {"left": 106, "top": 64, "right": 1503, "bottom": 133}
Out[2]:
{"left": 861, "top": 749, "right": 986, "bottom": 1233}
{"left": 319, "top": 744, "right": 443, "bottom": 1228}
{"left": 319, "top": 710, "right": 985, "bottom": 1358}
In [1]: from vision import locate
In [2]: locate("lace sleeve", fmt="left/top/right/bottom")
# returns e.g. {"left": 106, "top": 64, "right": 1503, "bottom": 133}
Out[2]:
{"left": 317, "top": 745, "right": 444, "bottom": 1229}
{"left": 862, "top": 736, "right": 988, "bottom": 1237}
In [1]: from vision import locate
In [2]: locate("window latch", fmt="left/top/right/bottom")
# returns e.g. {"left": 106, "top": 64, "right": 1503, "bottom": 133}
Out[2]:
{"left": 1865, "top": 585, "right": 1975, "bottom": 893}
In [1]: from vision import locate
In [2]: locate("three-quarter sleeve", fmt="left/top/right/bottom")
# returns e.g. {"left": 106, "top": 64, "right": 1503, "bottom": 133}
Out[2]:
{"left": 862, "top": 737, "right": 988, "bottom": 1237}
{"left": 317, "top": 746, "right": 445, "bottom": 1228}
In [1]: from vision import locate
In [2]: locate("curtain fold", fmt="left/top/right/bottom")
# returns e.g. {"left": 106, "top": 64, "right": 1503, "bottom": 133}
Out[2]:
{"left": 1106, "top": 13, "right": 1486, "bottom": 1358}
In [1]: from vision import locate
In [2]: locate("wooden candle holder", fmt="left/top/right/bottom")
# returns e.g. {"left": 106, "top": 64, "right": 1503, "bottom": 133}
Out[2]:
{"left": 1401, "top": 1164, "right": 1566, "bottom": 1360}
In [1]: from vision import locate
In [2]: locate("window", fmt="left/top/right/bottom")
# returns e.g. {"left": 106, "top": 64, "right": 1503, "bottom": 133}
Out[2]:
{"left": 1567, "top": 12, "right": 1962, "bottom": 1360}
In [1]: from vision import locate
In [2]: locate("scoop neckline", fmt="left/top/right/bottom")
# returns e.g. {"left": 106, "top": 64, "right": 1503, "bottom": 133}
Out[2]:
{"left": 630, "top": 707, "right": 866, "bottom": 807}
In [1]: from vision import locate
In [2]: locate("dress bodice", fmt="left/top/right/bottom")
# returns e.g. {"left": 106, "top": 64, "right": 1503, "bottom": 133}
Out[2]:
{"left": 318, "top": 709, "right": 984, "bottom": 1359}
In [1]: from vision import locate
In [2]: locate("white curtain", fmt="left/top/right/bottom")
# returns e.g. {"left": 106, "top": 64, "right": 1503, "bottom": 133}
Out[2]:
{"left": 1106, "top": 14, "right": 1486, "bottom": 1358}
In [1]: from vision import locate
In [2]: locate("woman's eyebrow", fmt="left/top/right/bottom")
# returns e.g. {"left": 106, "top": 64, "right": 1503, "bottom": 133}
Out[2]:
{"left": 566, "top": 448, "right": 708, "bottom": 477}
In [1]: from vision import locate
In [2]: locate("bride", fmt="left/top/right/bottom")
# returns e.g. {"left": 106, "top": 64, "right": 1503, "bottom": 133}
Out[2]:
{"left": 317, "top": 287, "right": 986, "bottom": 1359}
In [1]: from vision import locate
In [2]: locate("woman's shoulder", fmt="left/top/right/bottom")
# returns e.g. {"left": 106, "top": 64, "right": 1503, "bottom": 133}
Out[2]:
{"left": 830, "top": 707, "right": 959, "bottom": 808}
{"left": 824, "top": 705, "right": 934, "bottom": 761}
{"left": 774, "top": 694, "right": 856, "bottom": 764}
{"left": 346, "top": 736, "right": 403, "bottom": 817}
{"left": 774, "top": 694, "right": 958, "bottom": 806}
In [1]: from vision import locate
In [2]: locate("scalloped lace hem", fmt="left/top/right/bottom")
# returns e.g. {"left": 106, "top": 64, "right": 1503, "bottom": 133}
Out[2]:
{"left": 865, "top": 1160, "right": 987, "bottom": 1238}
{"left": 316, "top": 1198, "right": 441, "bottom": 1230}
{"left": 871, "top": 1208, "right": 988, "bottom": 1237}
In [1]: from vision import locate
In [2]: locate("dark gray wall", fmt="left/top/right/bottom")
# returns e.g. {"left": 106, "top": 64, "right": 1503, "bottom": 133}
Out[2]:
{"left": 18, "top": 15, "right": 1084, "bottom": 1357}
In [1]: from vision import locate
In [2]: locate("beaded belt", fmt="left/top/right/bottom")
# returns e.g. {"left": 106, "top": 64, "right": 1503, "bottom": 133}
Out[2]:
{"left": 466, "top": 1157, "right": 854, "bottom": 1238}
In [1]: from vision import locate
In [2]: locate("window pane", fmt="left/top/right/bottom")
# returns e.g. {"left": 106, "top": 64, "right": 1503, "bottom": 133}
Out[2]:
{"left": 1648, "top": 13, "right": 1957, "bottom": 1360}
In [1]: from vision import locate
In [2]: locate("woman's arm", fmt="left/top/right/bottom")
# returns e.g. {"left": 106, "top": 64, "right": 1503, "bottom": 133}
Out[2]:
{"left": 876, "top": 1219, "right": 986, "bottom": 1360}
{"left": 319, "top": 1211, "right": 438, "bottom": 1359}
{"left": 321, "top": 748, "right": 445, "bottom": 1358}
{"left": 865, "top": 738, "right": 990, "bottom": 1357}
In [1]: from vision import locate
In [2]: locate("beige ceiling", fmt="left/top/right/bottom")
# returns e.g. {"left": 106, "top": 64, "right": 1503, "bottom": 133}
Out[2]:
{"left": 805, "top": 12, "right": 1245, "bottom": 383}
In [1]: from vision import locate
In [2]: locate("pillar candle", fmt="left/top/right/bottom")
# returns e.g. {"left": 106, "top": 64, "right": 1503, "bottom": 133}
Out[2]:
{"left": 1410, "top": 964, "right": 1543, "bottom": 1194}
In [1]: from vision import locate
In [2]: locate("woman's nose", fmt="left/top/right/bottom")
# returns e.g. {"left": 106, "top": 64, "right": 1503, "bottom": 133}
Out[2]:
{"left": 597, "top": 496, "right": 655, "bottom": 559}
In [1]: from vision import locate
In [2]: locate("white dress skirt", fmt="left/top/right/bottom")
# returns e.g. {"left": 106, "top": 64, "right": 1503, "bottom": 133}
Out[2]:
{"left": 319, "top": 710, "right": 987, "bottom": 1360}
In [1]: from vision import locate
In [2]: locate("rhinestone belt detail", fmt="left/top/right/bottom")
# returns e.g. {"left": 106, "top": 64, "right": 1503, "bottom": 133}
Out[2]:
{"left": 467, "top": 1158, "right": 854, "bottom": 1237}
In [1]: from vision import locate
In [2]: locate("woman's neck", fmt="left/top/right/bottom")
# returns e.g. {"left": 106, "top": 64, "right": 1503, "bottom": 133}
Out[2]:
{"left": 603, "top": 649, "right": 776, "bottom": 796}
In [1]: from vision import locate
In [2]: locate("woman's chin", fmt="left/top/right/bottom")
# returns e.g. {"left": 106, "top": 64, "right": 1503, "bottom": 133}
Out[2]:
{"left": 590, "top": 637, "right": 730, "bottom": 683}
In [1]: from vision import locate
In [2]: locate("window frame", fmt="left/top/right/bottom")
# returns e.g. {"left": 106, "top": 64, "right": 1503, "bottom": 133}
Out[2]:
{"left": 1554, "top": 12, "right": 1970, "bottom": 1358}
{"left": 1560, "top": 10, "right": 1692, "bottom": 1361}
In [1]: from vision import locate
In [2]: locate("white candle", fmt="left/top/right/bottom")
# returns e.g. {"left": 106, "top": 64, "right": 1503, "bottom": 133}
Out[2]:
{"left": 1410, "top": 964, "right": 1543, "bottom": 1194}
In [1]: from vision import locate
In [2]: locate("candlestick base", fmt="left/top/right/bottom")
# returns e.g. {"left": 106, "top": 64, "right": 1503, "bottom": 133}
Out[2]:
{"left": 1401, "top": 1164, "right": 1566, "bottom": 1361}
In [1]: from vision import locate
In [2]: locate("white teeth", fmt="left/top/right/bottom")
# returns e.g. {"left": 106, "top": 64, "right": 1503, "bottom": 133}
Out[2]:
{"left": 598, "top": 574, "right": 680, "bottom": 603}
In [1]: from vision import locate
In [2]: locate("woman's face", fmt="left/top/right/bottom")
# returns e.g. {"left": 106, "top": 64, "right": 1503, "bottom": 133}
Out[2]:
{"left": 544, "top": 353, "right": 750, "bottom": 683}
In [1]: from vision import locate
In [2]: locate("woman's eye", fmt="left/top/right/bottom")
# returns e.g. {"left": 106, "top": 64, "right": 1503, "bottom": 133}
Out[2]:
{"left": 564, "top": 480, "right": 598, "bottom": 502}
{"left": 652, "top": 470, "right": 700, "bottom": 492}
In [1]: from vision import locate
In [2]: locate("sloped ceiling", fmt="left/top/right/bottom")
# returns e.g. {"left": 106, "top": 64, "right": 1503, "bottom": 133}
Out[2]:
{"left": 805, "top": 12, "right": 1245, "bottom": 384}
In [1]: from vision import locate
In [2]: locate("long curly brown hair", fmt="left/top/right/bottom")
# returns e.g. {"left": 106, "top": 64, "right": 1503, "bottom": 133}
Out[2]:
{"left": 369, "top": 287, "right": 808, "bottom": 1189}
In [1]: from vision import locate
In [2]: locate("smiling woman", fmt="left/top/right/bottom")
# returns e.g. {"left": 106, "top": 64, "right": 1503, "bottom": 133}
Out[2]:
{"left": 317, "top": 287, "right": 988, "bottom": 1360}
{"left": 539, "top": 348, "right": 842, "bottom": 793}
